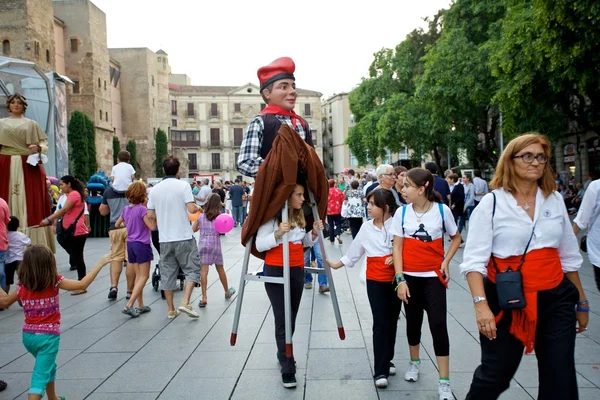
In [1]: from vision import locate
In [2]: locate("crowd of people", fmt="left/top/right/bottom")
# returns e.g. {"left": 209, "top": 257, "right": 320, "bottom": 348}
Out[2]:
{"left": 0, "top": 56, "right": 597, "bottom": 400}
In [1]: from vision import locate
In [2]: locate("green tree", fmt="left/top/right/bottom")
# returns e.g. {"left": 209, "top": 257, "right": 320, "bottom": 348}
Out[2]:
{"left": 112, "top": 136, "right": 120, "bottom": 165}
{"left": 85, "top": 115, "right": 97, "bottom": 176}
{"left": 126, "top": 140, "right": 137, "bottom": 177}
{"left": 155, "top": 128, "right": 168, "bottom": 177}
{"left": 67, "top": 111, "right": 89, "bottom": 180}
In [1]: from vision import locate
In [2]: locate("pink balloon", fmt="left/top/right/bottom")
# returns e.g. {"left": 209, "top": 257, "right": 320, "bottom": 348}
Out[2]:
{"left": 214, "top": 213, "right": 234, "bottom": 234}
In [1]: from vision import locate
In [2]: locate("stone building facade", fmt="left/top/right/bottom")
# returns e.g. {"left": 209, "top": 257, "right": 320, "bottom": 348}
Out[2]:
{"left": 53, "top": 0, "right": 113, "bottom": 172}
{"left": 168, "top": 83, "right": 323, "bottom": 180}
{"left": 0, "top": 0, "right": 56, "bottom": 72}
{"left": 108, "top": 48, "right": 171, "bottom": 178}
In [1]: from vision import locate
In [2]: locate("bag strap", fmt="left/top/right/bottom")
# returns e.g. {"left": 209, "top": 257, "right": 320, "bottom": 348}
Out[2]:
{"left": 401, "top": 205, "right": 406, "bottom": 234}
{"left": 438, "top": 202, "right": 446, "bottom": 235}
{"left": 490, "top": 191, "right": 536, "bottom": 272}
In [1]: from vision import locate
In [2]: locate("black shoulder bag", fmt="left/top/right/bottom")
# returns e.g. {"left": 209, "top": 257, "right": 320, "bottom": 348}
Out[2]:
{"left": 490, "top": 192, "right": 535, "bottom": 310}
{"left": 56, "top": 206, "right": 85, "bottom": 248}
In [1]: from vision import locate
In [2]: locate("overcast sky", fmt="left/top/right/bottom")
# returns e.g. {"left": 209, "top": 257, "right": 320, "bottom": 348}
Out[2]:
{"left": 93, "top": 0, "right": 451, "bottom": 98}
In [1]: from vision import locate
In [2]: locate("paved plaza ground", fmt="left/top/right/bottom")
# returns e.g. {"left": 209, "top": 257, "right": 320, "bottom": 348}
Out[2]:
{"left": 1, "top": 227, "right": 600, "bottom": 399}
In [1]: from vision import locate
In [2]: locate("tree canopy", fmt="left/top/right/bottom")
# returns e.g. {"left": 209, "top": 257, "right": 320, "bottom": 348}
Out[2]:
{"left": 348, "top": 0, "right": 600, "bottom": 169}
{"left": 155, "top": 128, "right": 168, "bottom": 177}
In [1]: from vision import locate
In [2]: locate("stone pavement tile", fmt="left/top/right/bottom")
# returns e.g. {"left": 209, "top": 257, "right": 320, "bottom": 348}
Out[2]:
{"left": 0, "top": 372, "right": 31, "bottom": 399}
{"left": 245, "top": 341, "right": 309, "bottom": 370}
{"left": 307, "top": 349, "right": 372, "bottom": 380}
{"left": 94, "top": 360, "right": 184, "bottom": 393}
{"left": 0, "top": 343, "right": 27, "bottom": 367}
{"left": 158, "top": 375, "right": 236, "bottom": 400}
{"left": 305, "top": 379, "right": 378, "bottom": 400}
{"left": 57, "top": 327, "right": 115, "bottom": 350}
{"left": 87, "top": 393, "right": 159, "bottom": 400}
{"left": 309, "top": 330, "right": 365, "bottom": 349}
{"left": 177, "top": 350, "right": 249, "bottom": 378}
{"left": 378, "top": 390, "right": 439, "bottom": 400}
{"left": 85, "top": 328, "right": 157, "bottom": 353}
{"left": 255, "top": 322, "right": 310, "bottom": 343}
{"left": 230, "top": 368, "right": 306, "bottom": 400}
{"left": 131, "top": 338, "right": 202, "bottom": 363}
{"left": 116, "top": 306, "right": 173, "bottom": 331}
{"left": 0, "top": 349, "right": 80, "bottom": 373}
{"left": 577, "top": 364, "right": 600, "bottom": 387}
{"left": 450, "top": 372, "right": 531, "bottom": 400}
{"left": 51, "top": 378, "right": 104, "bottom": 400}
{"left": 58, "top": 352, "right": 133, "bottom": 379}
{"left": 379, "top": 360, "right": 440, "bottom": 392}
{"left": 310, "top": 312, "right": 361, "bottom": 331}
{"left": 527, "top": 387, "right": 600, "bottom": 399}
{"left": 575, "top": 337, "right": 600, "bottom": 364}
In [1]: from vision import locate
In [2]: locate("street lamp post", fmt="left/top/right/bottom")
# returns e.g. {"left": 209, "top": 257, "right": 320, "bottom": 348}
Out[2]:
{"left": 448, "top": 124, "right": 456, "bottom": 171}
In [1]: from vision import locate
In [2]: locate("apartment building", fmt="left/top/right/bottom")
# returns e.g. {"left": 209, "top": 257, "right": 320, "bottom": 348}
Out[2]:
{"left": 168, "top": 82, "right": 323, "bottom": 180}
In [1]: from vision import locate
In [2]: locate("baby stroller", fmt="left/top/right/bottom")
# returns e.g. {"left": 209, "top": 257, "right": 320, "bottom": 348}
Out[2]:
{"left": 150, "top": 230, "right": 186, "bottom": 299}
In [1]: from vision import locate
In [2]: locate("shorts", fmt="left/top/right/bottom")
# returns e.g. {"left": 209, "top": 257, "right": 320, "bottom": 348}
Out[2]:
{"left": 159, "top": 238, "right": 201, "bottom": 290}
{"left": 22, "top": 332, "right": 60, "bottom": 396}
{"left": 127, "top": 241, "right": 153, "bottom": 264}
{"left": 109, "top": 228, "right": 128, "bottom": 262}
{"left": 5, "top": 260, "right": 20, "bottom": 285}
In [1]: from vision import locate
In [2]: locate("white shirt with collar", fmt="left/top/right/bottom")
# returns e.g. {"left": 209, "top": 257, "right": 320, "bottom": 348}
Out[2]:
{"left": 340, "top": 218, "right": 394, "bottom": 267}
{"left": 255, "top": 218, "right": 314, "bottom": 253}
{"left": 460, "top": 188, "right": 582, "bottom": 278}
{"left": 473, "top": 176, "right": 489, "bottom": 202}
{"left": 574, "top": 179, "right": 600, "bottom": 266}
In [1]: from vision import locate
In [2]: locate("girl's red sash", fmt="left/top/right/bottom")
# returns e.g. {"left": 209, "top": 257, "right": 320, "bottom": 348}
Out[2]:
{"left": 265, "top": 243, "right": 305, "bottom": 267}
{"left": 366, "top": 254, "right": 394, "bottom": 282}
{"left": 403, "top": 237, "right": 447, "bottom": 288}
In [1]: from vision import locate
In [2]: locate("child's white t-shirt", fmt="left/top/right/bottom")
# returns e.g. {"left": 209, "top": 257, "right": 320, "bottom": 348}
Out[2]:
{"left": 111, "top": 162, "right": 135, "bottom": 191}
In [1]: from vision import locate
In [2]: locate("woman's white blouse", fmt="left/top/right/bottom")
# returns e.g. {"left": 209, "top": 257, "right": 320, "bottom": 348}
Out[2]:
{"left": 340, "top": 219, "right": 394, "bottom": 267}
{"left": 460, "top": 187, "right": 582, "bottom": 278}
{"left": 255, "top": 218, "right": 314, "bottom": 252}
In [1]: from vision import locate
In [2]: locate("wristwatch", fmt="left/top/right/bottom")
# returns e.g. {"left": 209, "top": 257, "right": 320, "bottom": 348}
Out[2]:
{"left": 473, "top": 296, "right": 487, "bottom": 304}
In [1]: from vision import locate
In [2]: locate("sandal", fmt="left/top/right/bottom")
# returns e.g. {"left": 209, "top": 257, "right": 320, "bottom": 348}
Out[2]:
{"left": 108, "top": 286, "right": 118, "bottom": 300}
{"left": 0, "top": 380, "right": 7, "bottom": 391}
{"left": 126, "top": 291, "right": 132, "bottom": 300}
{"left": 135, "top": 306, "right": 151, "bottom": 314}
{"left": 225, "top": 287, "right": 236, "bottom": 300}
{"left": 122, "top": 306, "right": 139, "bottom": 318}
{"left": 198, "top": 300, "right": 207, "bottom": 308}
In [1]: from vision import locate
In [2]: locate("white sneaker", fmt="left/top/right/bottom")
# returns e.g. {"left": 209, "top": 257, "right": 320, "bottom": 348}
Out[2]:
{"left": 375, "top": 375, "right": 388, "bottom": 388}
{"left": 389, "top": 362, "right": 396, "bottom": 376}
{"left": 178, "top": 303, "right": 199, "bottom": 318}
{"left": 404, "top": 360, "right": 420, "bottom": 382}
{"left": 438, "top": 380, "right": 452, "bottom": 400}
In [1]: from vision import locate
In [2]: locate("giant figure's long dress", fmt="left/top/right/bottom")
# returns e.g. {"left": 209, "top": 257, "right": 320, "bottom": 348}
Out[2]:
{"left": 0, "top": 117, "right": 55, "bottom": 252}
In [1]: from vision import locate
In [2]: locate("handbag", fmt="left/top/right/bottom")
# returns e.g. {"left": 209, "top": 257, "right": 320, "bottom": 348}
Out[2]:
{"left": 341, "top": 201, "right": 350, "bottom": 218}
{"left": 56, "top": 206, "right": 85, "bottom": 248}
{"left": 490, "top": 192, "right": 534, "bottom": 310}
{"left": 580, "top": 235, "right": 587, "bottom": 252}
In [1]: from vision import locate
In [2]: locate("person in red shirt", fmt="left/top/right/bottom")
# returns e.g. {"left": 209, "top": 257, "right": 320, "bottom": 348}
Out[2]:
{"left": 327, "top": 179, "right": 345, "bottom": 244}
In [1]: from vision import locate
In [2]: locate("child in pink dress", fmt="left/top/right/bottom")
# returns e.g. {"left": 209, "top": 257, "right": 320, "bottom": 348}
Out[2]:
{"left": 0, "top": 245, "right": 110, "bottom": 400}
{"left": 192, "top": 194, "right": 234, "bottom": 307}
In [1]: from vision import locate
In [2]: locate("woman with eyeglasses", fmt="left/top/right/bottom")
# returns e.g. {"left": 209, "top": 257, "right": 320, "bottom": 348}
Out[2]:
{"left": 460, "top": 133, "right": 588, "bottom": 399}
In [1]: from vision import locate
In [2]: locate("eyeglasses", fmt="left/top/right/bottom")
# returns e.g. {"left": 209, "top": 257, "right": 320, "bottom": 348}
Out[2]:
{"left": 513, "top": 153, "right": 548, "bottom": 164}
{"left": 381, "top": 173, "right": 397, "bottom": 178}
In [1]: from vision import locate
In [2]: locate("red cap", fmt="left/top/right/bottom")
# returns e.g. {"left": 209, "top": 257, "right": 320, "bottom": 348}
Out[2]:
{"left": 257, "top": 57, "right": 295, "bottom": 91}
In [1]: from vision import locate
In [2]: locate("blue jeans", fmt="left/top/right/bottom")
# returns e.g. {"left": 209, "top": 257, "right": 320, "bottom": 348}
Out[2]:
{"left": 0, "top": 250, "right": 6, "bottom": 292}
{"left": 304, "top": 244, "right": 327, "bottom": 286}
{"left": 232, "top": 206, "right": 244, "bottom": 226}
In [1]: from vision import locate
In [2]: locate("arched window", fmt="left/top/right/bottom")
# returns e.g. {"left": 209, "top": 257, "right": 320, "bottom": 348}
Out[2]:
{"left": 2, "top": 40, "right": 10, "bottom": 55}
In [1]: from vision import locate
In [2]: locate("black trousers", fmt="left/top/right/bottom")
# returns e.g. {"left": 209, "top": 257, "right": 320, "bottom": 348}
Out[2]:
{"left": 65, "top": 234, "right": 88, "bottom": 280}
{"left": 327, "top": 214, "right": 342, "bottom": 242}
{"left": 404, "top": 275, "right": 449, "bottom": 356}
{"left": 594, "top": 265, "right": 600, "bottom": 292}
{"left": 366, "top": 279, "right": 402, "bottom": 377}
{"left": 348, "top": 218, "right": 363, "bottom": 240}
{"left": 466, "top": 276, "right": 579, "bottom": 400}
{"left": 264, "top": 265, "right": 304, "bottom": 374}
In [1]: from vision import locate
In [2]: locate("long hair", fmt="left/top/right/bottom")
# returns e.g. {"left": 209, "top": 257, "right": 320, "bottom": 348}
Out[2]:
{"left": 367, "top": 188, "right": 398, "bottom": 217}
{"left": 405, "top": 168, "right": 443, "bottom": 203}
{"left": 203, "top": 193, "right": 222, "bottom": 222}
{"left": 18, "top": 245, "right": 58, "bottom": 292}
{"left": 60, "top": 175, "right": 84, "bottom": 202}
{"left": 276, "top": 184, "right": 306, "bottom": 229}
{"left": 490, "top": 133, "right": 555, "bottom": 197}
{"left": 125, "top": 181, "right": 147, "bottom": 205}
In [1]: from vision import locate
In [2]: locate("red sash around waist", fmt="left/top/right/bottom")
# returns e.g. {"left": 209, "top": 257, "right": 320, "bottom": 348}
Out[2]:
{"left": 366, "top": 254, "right": 394, "bottom": 282}
{"left": 487, "top": 247, "right": 564, "bottom": 354}
{"left": 265, "top": 243, "right": 304, "bottom": 267}
{"left": 403, "top": 237, "right": 447, "bottom": 288}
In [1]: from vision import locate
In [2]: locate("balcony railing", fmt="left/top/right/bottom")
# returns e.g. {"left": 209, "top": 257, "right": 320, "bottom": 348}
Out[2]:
{"left": 209, "top": 140, "right": 224, "bottom": 149}
{"left": 171, "top": 139, "right": 201, "bottom": 148}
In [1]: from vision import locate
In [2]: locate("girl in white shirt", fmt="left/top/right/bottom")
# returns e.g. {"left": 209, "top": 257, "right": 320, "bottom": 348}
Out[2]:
{"left": 327, "top": 188, "right": 400, "bottom": 389}
{"left": 573, "top": 178, "right": 600, "bottom": 291}
{"left": 391, "top": 168, "right": 461, "bottom": 400}
{"left": 255, "top": 183, "right": 323, "bottom": 389}
{"left": 460, "top": 133, "right": 587, "bottom": 400}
